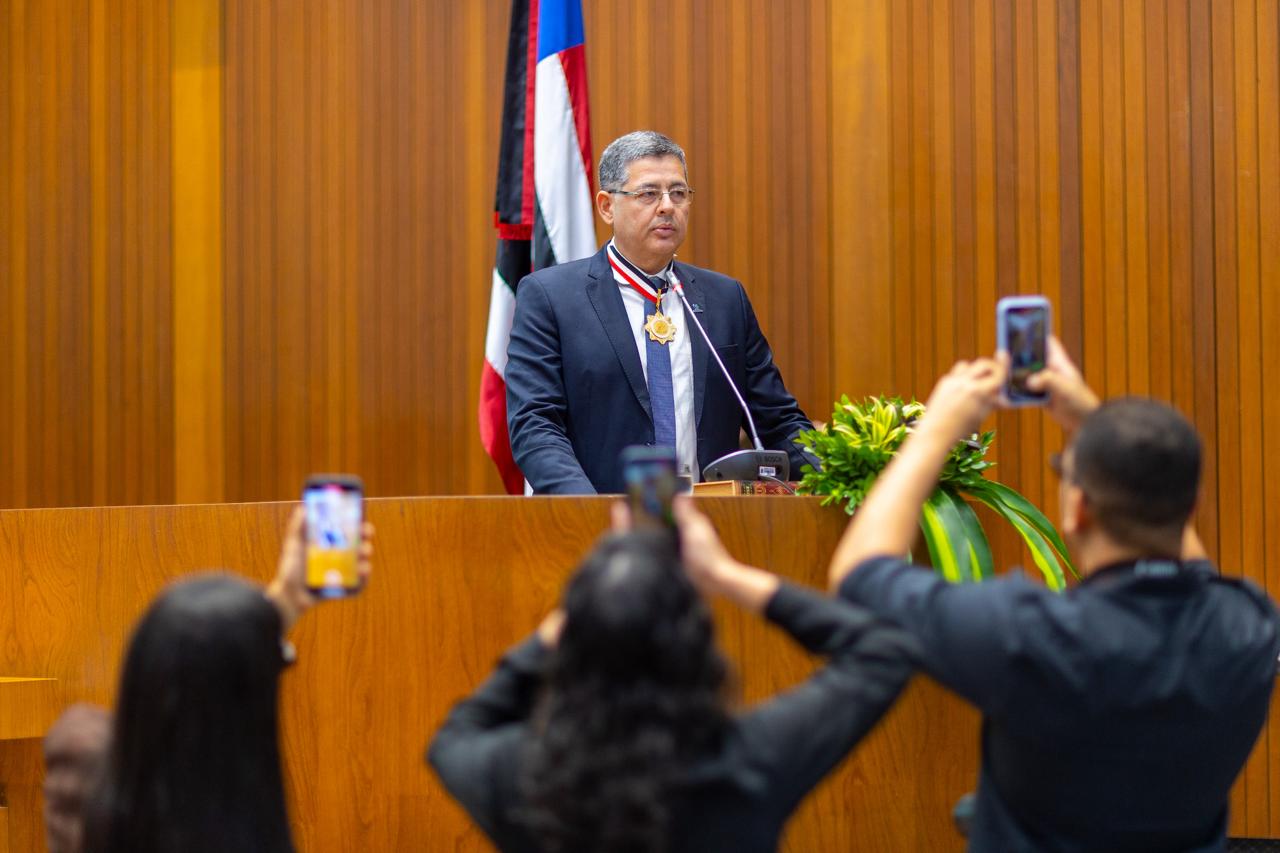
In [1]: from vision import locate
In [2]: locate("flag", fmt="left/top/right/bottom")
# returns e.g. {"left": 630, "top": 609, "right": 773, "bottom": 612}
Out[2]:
{"left": 480, "top": 0, "right": 596, "bottom": 494}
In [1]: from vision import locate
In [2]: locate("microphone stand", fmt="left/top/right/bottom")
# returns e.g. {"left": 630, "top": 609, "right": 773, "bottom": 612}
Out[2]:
{"left": 670, "top": 276, "right": 790, "bottom": 483}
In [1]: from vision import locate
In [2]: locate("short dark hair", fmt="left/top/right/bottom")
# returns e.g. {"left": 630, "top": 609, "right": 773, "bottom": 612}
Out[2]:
{"left": 82, "top": 575, "right": 294, "bottom": 853}
{"left": 1069, "top": 398, "right": 1201, "bottom": 549}
{"left": 598, "top": 131, "right": 687, "bottom": 191}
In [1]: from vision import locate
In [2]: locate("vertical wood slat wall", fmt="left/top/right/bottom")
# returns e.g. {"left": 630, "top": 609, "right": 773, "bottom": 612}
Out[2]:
{"left": 832, "top": 0, "right": 1280, "bottom": 835}
{"left": 2, "top": 0, "right": 1280, "bottom": 831}
{"left": 1, "top": 0, "right": 174, "bottom": 509}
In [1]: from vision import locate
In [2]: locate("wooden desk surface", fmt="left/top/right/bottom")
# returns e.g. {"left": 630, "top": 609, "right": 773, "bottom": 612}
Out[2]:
{"left": 0, "top": 679, "right": 58, "bottom": 742}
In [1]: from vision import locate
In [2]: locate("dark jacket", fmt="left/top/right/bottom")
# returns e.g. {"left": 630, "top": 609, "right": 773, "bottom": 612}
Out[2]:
{"left": 505, "top": 246, "right": 814, "bottom": 494}
{"left": 427, "top": 583, "right": 918, "bottom": 852}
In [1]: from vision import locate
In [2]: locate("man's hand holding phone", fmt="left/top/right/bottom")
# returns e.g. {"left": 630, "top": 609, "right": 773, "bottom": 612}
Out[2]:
{"left": 996, "top": 295, "right": 1051, "bottom": 405}
{"left": 993, "top": 294, "right": 1100, "bottom": 431}
{"left": 1024, "top": 336, "right": 1100, "bottom": 432}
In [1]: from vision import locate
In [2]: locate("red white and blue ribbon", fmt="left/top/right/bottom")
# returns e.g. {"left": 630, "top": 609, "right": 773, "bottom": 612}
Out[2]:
{"left": 606, "top": 242, "right": 670, "bottom": 305}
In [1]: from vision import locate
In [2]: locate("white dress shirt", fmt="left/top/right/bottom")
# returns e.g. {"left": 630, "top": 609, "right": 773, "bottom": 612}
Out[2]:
{"left": 608, "top": 241, "right": 700, "bottom": 482}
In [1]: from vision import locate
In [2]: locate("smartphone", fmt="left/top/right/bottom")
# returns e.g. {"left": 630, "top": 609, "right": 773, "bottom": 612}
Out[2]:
{"left": 620, "top": 446, "right": 679, "bottom": 530}
{"left": 303, "top": 474, "right": 364, "bottom": 598}
{"left": 997, "top": 296, "right": 1051, "bottom": 405}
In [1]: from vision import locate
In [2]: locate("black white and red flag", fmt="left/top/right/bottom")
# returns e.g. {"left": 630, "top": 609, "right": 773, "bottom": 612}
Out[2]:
{"left": 479, "top": 0, "right": 595, "bottom": 494}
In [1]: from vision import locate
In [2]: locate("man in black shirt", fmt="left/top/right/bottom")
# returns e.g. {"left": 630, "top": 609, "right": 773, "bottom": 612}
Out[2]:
{"left": 829, "top": 339, "right": 1280, "bottom": 852}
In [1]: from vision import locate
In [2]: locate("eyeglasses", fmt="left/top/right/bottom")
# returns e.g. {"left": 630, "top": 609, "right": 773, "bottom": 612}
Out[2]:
{"left": 1048, "top": 452, "right": 1075, "bottom": 483}
{"left": 609, "top": 186, "right": 695, "bottom": 207}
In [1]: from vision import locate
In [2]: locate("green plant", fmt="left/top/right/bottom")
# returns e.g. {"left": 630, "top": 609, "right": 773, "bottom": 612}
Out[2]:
{"left": 795, "top": 396, "right": 1076, "bottom": 589}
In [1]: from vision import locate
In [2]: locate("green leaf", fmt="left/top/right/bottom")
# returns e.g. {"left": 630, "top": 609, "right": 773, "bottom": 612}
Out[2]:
{"left": 968, "top": 481, "right": 1078, "bottom": 579}
{"left": 1011, "top": 516, "right": 1067, "bottom": 591}
{"left": 917, "top": 507, "right": 949, "bottom": 581}
{"left": 972, "top": 492, "right": 1067, "bottom": 590}
{"left": 921, "top": 489, "right": 975, "bottom": 583}
{"left": 919, "top": 496, "right": 961, "bottom": 583}
{"left": 942, "top": 489, "right": 994, "bottom": 580}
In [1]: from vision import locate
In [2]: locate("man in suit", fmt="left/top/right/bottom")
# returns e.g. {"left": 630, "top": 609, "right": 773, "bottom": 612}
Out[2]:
{"left": 505, "top": 130, "right": 815, "bottom": 494}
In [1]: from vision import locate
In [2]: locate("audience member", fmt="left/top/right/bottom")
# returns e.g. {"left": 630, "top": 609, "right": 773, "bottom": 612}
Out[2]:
{"left": 80, "top": 508, "right": 372, "bottom": 853}
{"left": 828, "top": 340, "right": 1280, "bottom": 851}
{"left": 428, "top": 505, "right": 919, "bottom": 853}
{"left": 43, "top": 704, "right": 110, "bottom": 853}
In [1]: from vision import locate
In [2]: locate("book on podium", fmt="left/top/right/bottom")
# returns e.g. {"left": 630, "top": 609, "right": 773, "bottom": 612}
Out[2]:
{"left": 692, "top": 480, "right": 799, "bottom": 496}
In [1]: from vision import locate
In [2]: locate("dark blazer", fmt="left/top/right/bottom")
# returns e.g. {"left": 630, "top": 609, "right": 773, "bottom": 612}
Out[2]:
{"left": 427, "top": 584, "right": 919, "bottom": 853}
{"left": 505, "top": 247, "right": 814, "bottom": 494}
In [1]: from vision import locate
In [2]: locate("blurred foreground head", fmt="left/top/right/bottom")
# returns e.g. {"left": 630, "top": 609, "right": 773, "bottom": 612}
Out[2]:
{"left": 1062, "top": 398, "right": 1201, "bottom": 558}
{"left": 44, "top": 704, "right": 111, "bottom": 853}
{"left": 82, "top": 574, "right": 294, "bottom": 853}
{"left": 524, "top": 529, "right": 731, "bottom": 853}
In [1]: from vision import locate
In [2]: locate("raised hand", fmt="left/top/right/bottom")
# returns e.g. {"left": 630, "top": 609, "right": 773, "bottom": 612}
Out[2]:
{"left": 674, "top": 498, "right": 779, "bottom": 612}
{"left": 919, "top": 355, "right": 1008, "bottom": 443}
{"left": 1022, "top": 336, "right": 1100, "bottom": 432}
{"left": 267, "top": 506, "right": 374, "bottom": 631}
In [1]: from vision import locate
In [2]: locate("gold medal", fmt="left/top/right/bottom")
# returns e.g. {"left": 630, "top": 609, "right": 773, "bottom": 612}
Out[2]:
{"left": 645, "top": 311, "right": 676, "bottom": 345}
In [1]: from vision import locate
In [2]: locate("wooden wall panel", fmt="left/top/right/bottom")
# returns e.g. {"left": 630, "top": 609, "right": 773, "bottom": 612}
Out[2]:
{"left": 832, "top": 0, "right": 1280, "bottom": 834}
{"left": 1, "top": 0, "right": 174, "bottom": 510}
{"left": 172, "top": 0, "right": 227, "bottom": 504}
{"left": 590, "top": 0, "right": 833, "bottom": 424}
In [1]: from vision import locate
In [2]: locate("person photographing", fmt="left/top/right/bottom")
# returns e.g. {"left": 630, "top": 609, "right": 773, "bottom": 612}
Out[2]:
{"left": 428, "top": 502, "right": 918, "bottom": 852}
{"left": 828, "top": 339, "right": 1279, "bottom": 852}
{"left": 81, "top": 508, "right": 374, "bottom": 853}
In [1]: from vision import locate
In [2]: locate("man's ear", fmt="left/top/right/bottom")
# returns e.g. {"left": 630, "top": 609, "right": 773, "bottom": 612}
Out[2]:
{"left": 596, "top": 189, "right": 614, "bottom": 224}
{"left": 1060, "top": 484, "right": 1088, "bottom": 537}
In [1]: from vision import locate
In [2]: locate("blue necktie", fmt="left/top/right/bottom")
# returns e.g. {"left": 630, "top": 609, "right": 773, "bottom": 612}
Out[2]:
{"left": 645, "top": 277, "right": 677, "bottom": 449}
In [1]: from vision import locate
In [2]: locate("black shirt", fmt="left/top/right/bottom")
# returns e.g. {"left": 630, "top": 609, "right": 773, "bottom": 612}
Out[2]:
{"left": 839, "top": 556, "right": 1280, "bottom": 852}
{"left": 427, "top": 583, "right": 918, "bottom": 852}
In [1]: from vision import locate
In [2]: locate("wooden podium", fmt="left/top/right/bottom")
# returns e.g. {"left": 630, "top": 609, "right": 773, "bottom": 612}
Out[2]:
{"left": 0, "top": 497, "right": 982, "bottom": 851}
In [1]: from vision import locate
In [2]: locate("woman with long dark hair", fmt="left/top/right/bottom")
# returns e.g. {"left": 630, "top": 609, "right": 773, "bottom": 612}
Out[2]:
{"left": 429, "top": 502, "right": 918, "bottom": 853}
{"left": 81, "top": 509, "right": 372, "bottom": 853}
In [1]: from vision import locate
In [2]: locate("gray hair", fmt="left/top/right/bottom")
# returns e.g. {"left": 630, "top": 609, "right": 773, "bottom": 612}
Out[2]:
{"left": 598, "top": 131, "right": 687, "bottom": 191}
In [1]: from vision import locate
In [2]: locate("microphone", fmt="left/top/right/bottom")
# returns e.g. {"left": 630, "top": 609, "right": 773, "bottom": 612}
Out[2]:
{"left": 669, "top": 276, "right": 790, "bottom": 482}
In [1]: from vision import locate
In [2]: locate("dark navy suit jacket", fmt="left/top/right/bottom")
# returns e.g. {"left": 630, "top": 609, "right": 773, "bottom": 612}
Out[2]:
{"left": 505, "top": 247, "right": 814, "bottom": 494}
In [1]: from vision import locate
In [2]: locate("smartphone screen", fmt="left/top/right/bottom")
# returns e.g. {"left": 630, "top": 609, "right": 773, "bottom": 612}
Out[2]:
{"left": 303, "top": 475, "right": 363, "bottom": 598}
{"left": 621, "top": 446, "right": 679, "bottom": 530}
{"left": 998, "top": 297, "right": 1050, "bottom": 404}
